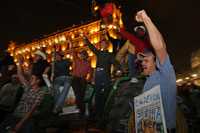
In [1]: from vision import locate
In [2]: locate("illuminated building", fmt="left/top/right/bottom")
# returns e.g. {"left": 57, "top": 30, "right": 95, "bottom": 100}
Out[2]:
{"left": 7, "top": 20, "right": 118, "bottom": 69}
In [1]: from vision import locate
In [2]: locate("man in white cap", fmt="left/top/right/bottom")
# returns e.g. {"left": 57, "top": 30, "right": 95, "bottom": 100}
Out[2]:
{"left": 34, "top": 50, "right": 47, "bottom": 61}
{"left": 31, "top": 50, "right": 50, "bottom": 77}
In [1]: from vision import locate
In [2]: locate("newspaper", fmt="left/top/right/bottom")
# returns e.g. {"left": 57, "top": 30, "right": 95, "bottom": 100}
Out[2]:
{"left": 134, "top": 85, "right": 167, "bottom": 133}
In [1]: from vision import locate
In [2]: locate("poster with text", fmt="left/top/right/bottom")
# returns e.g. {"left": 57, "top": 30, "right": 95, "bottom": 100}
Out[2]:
{"left": 134, "top": 85, "right": 167, "bottom": 133}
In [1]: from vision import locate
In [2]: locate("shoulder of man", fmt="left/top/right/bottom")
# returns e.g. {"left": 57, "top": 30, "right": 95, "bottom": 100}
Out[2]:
{"left": 156, "top": 55, "right": 176, "bottom": 81}
{"left": 156, "top": 55, "right": 174, "bottom": 72}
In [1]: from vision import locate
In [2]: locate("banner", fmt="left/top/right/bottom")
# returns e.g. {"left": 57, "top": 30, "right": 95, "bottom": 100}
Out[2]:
{"left": 134, "top": 85, "right": 167, "bottom": 133}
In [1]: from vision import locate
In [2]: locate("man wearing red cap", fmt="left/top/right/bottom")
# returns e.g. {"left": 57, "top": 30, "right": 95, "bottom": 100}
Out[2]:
{"left": 99, "top": 2, "right": 151, "bottom": 54}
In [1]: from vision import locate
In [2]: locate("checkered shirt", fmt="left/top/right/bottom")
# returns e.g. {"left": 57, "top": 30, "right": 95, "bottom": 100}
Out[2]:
{"left": 14, "top": 87, "right": 45, "bottom": 118}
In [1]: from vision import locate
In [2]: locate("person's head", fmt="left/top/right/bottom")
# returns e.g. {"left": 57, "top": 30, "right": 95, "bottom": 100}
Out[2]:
{"left": 137, "top": 51, "right": 156, "bottom": 76}
{"left": 55, "top": 52, "right": 64, "bottom": 61}
{"left": 33, "top": 50, "right": 46, "bottom": 63}
{"left": 100, "top": 39, "right": 109, "bottom": 51}
{"left": 79, "top": 50, "right": 88, "bottom": 60}
{"left": 30, "top": 74, "right": 45, "bottom": 89}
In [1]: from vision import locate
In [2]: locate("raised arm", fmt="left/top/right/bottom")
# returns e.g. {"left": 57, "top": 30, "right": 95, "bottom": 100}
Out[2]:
{"left": 119, "top": 28, "right": 147, "bottom": 53}
{"left": 135, "top": 10, "right": 168, "bottom": 64}
{"left": 116, "top": 40, "right": 136, "bottom": 63}
{"left": 17, "top": 57, "right": 29, "bottom": 88}
{"left": 83, "top": 36, "right": 99, "bottom": 55}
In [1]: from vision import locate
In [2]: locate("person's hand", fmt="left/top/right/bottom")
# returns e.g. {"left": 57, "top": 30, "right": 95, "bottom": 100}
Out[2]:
{"left": 135, "top": 10, "right": 150, "bottom": 22}
{"left": 8, "top": 64, "right": 15, "bottom": 71}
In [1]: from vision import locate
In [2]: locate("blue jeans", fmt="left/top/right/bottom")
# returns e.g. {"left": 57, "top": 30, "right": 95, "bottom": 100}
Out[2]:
{"left": 53, "top": 76, "right": 72, "bottom": 110}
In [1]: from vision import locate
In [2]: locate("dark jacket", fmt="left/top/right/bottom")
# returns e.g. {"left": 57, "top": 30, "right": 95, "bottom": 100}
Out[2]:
{"left": 85, "top": 39, "right": 119, "bottom": 77}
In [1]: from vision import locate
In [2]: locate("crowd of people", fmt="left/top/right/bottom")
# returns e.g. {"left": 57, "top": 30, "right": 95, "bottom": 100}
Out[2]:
{"left": 0, "top": 9, "right": 179, "bottom": 133}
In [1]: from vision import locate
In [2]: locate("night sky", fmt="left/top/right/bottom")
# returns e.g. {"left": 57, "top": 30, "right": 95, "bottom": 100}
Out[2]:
{"left": 0, "top": 0, "right": 200, "bottom": 73}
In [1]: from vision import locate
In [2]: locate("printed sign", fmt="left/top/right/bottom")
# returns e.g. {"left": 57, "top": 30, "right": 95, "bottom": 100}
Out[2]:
{"left": 134, "top": 85, "right": 167, "bottom": 133}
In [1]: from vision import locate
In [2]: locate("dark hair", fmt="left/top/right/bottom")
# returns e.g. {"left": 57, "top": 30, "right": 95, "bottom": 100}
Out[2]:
{"left": 56, "top": 52, "right": 64, "bottom": 58}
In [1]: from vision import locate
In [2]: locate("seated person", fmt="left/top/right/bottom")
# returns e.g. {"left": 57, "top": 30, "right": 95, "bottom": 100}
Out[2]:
{"left": 0, "top": 61, "right": 48, "bottom": 133}
{"left": 0, "top": 74, "right": 24, "bottom": 123}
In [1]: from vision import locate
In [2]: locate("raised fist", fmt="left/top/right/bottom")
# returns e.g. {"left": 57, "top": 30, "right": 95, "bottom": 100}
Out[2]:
{"left": 135, "top": 10, "right": 149, "bottom": 22}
